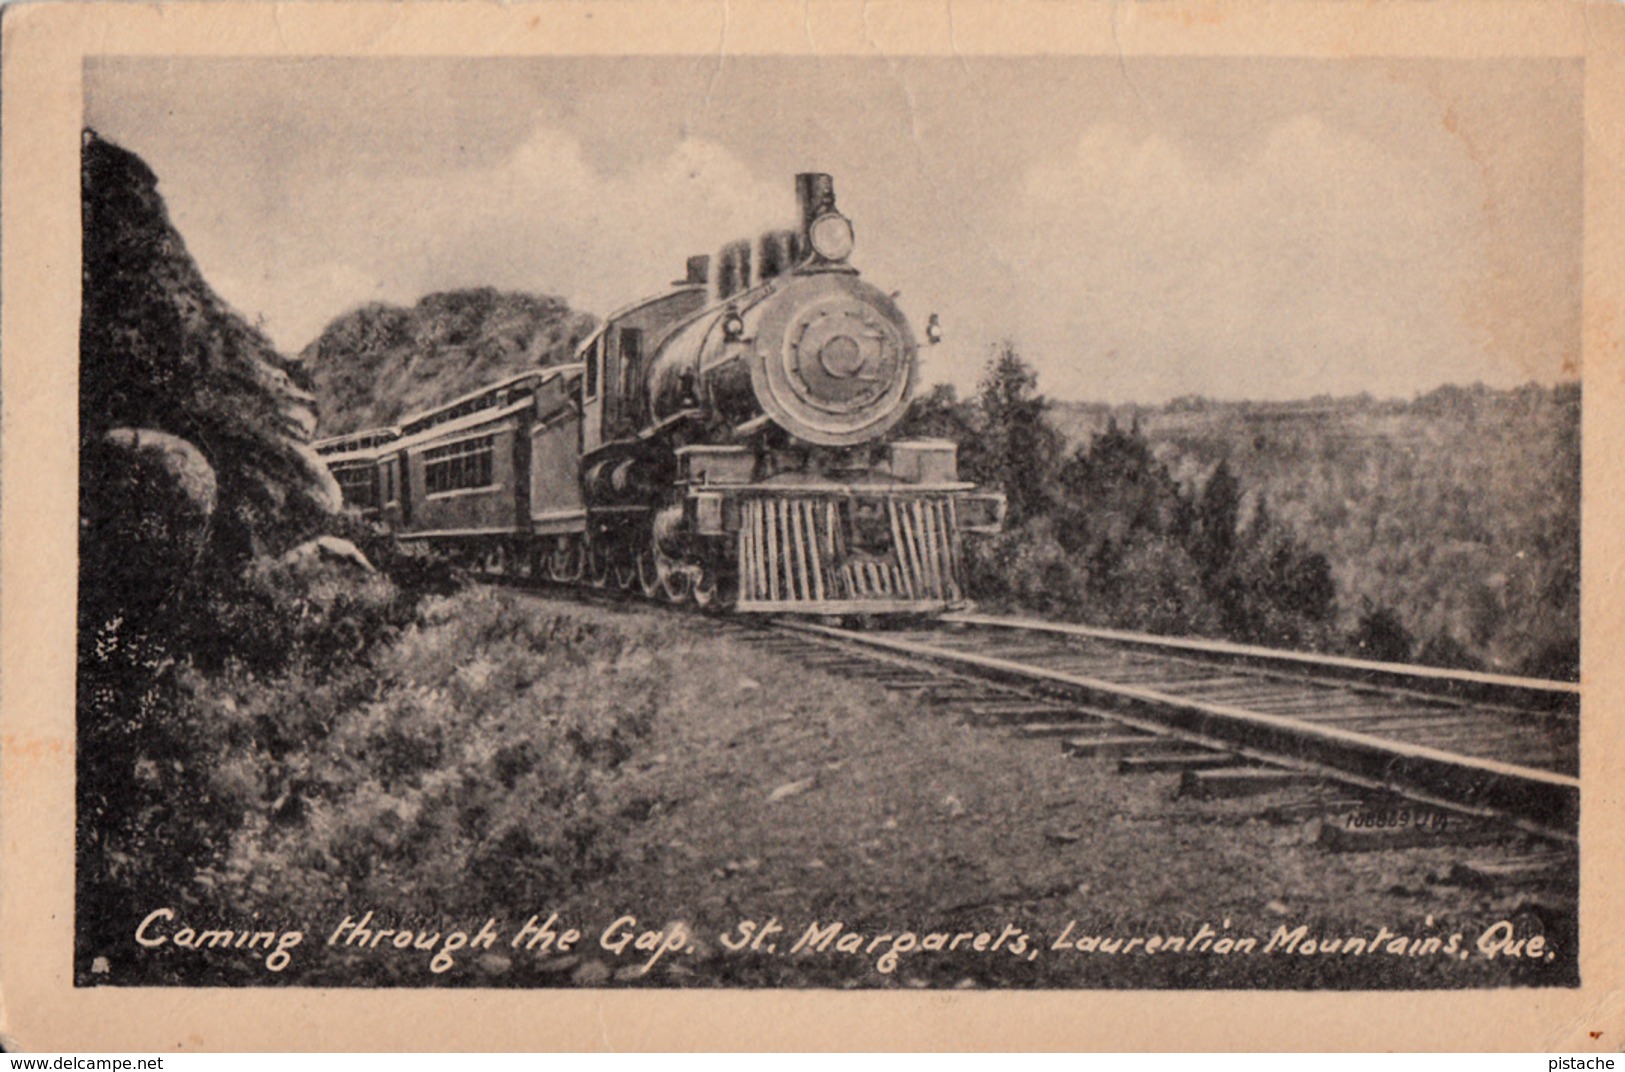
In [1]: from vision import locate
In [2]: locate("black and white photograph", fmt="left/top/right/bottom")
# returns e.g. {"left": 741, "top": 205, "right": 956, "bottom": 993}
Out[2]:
{"left": 5, "top": 0, "right": 1624, "bottom": 1051}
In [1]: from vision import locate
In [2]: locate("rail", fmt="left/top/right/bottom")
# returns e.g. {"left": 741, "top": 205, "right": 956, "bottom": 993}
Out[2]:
{"left": 780, "top": 617, "right": 1580, "bottom": 841}
{"left": 943, "top": 613, "right": 1579, "bottom": 714}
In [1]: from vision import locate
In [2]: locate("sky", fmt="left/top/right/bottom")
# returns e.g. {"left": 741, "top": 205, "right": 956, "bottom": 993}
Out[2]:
{"left": 84, "top": 56, "right": 1583, "bottom": 403}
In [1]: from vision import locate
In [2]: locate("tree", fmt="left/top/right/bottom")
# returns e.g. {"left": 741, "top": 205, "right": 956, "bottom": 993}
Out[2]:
{"left": 897, "top": 383, "right": 975, "bottom": 444}
{"left": 1055, "top": 418, "right": 1188, "bottom": 555}
{"left": 968, "top": 343, "right": 1063, "bottom": 524}
{"left": 1190, "top": 460, "right": 1241, "bottom": 579}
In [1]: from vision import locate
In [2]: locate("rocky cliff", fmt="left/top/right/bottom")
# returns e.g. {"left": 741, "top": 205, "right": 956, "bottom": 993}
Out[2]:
{"left": 80, "top": 129, "right": 340, "bottom": 583}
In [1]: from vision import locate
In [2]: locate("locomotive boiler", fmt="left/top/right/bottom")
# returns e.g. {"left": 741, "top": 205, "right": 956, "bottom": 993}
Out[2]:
{"left": 316, "top": 173, "right": 1003, "bottom": 614}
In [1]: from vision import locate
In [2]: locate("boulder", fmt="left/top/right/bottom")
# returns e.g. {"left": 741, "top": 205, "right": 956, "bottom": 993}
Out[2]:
{"left": 80, "top": 428, "right": 218, "bottom": 623}
{"left": 101, "top": 427, "right": 217, "bottom": 516}
{"left": 278, "top": 535, "right": 376, "bottom": 575}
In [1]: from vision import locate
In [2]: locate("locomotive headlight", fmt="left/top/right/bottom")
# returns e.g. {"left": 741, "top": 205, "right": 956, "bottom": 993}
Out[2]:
{"left": 808, "top": 212, "right": 855, "bottom": 261}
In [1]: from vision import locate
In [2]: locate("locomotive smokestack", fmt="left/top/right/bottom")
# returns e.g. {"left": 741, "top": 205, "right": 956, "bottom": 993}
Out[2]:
{"left": 795, "top": 173, "right": 837, "bottom": 241}
{"left": 797, "top": 172, "right": 855, "bottom": 263}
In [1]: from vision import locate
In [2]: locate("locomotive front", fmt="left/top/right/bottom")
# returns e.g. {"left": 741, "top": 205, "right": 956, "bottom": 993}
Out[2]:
{"left": 627, "top": 173, "right": 1003, "bottom": 612}
{"left": 646, "top": 177, "right": 916, "bottom": 448}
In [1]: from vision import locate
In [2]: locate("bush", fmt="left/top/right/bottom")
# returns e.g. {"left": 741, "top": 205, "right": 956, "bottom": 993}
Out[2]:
{"left": 1103, "top": 535, "right": 1218, "bottom": 636}
{"left": 965, "top": 516, "right": 1088, "bottom": 618}
{"left": 77, "top": 517, "right": 467, "bottom": 981}
{"left": 187, "top": 556, "right": 405, "bottom": 674}
{"left": 1349, "top": 603, "right": 1415, "bottom": 663}
{"left": 947, "top": 355, "right": 1342, "bottom": 652}
{"left": 1416, "top": 631, "right": 1485, "bottom": 673}
{"left": 80, "top": 589, "right": 679, "bottom": 983}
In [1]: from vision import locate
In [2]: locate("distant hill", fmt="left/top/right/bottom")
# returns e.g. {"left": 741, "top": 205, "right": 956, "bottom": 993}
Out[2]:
{"left": 1049, "top": 383, "right": 1580, "bottom": 677}
{"left": 299, "top": 289, "right": 597, "bottom": 436}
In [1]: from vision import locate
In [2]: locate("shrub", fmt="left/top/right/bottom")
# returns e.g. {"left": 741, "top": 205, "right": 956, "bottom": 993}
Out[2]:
{"left": 1349, "top": 603, "right": 1415, "bottom": 663}
{"left": 181, "top": 556, "right": 406, "bottom": 674}
{"left": 965, "top": 516, "right": 1087, "bottom": 618}
{"left": 196, "top": 590, "right": 667, "bottom": 924}
{"left": 951, "top": 358, "right": 1342, "bottom": 652}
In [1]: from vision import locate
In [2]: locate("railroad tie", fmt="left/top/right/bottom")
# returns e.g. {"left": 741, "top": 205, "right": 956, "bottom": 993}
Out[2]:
{"left": 1176, "top": 767, "right": 1319, "bottom": 799}
{"left": 868, "top": 673, "right": 946, "bottom": 688}
{"left": 1063, "top": 734, "right": 1164, "bottom": 758}
{"left": 1442, "top": 852, "right": 1576, "bottom": 888}
{"left": 1013, "top": 720, "right": 1113, "bottom": 739}
{"left": 1315, "top": 816, "right": 1504, "bottom": 853}
{"left": 966, "top": 700, "right": 1071, "bottom": 723}
{"left": 1116, "top": 751, "right": 1239, "bottom": 775}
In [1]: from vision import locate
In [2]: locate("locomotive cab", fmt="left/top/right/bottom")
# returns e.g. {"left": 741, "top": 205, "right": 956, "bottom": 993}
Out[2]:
{"left": 580, "top": 256, "right": 712, "bottom": 452}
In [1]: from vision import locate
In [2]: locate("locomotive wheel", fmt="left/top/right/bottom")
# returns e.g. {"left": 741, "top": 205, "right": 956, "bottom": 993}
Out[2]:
{"left": 637, "top": 549, "right": 663, "bottom": 601}
{"left": 614, "top": 550, "right": 639, "bottom": 591}
{"left": 661, "top": 565, "right": 695, "bottom": 604}
{"left": 586, "top": 543, "right": 611, "bottom": 588}
{"left": 549, "top": 538, "right": 583, "bottom": 583}
{"left": 692, "top": 563, "right": 736, "bottom": 611}
{"left": 657, "top": 552, "right": 695, "bottom": 604}
{"left": 692, "top": 568, "right": 717, "bottom": 608}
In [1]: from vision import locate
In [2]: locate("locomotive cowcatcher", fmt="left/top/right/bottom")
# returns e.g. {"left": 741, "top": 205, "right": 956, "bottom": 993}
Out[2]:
{"left": 314, "top": 173, "right": 1004, "bottom": 614}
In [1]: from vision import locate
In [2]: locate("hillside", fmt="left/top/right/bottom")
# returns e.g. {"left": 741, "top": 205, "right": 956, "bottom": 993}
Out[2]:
{"left": 298, "top": 289, "right": 597, "bottom": 435}
{"left": 78, "top": 130, "right": 456, "bottom": 976}
{"left": 80, "top": 129, "right": 339, "bottom": 576}
{"left": 1048, "top": 384, "right": 1581, "bottom": 677}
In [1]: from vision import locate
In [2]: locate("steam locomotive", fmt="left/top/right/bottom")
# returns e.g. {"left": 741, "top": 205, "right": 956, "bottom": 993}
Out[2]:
{"left": 314, "top": 173, "right": 1003, "bottom": 613}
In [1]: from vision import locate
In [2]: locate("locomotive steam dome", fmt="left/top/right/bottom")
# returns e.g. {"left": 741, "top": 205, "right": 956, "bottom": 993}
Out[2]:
{"left": 749, "top": 273, "right": 916, "bottom": 446}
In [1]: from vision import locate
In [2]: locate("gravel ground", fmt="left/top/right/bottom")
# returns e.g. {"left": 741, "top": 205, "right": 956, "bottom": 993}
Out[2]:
{"left": 478, "top": 596, "right": 1578, "bottom": 990}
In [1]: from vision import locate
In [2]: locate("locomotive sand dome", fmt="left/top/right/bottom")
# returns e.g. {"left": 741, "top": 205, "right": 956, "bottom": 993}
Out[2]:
{"left": 315, "top": 172, "right": 1003, "bottom": 614}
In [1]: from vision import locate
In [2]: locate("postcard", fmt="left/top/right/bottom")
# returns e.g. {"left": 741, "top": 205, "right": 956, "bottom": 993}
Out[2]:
{"left": 3, "top": 0, "right": 1623, "bottom": 1051}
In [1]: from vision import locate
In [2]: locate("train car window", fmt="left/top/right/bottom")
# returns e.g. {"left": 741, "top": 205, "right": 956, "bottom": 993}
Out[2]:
{"left": 424, "top": 435, "right": 496, "bottom": 495}
{"left": 335, "top": 465, "right": 379, "bottom": 509}
{"left": 585, "top": 336, "right": 602, "bottom": 399}
{"left": 620, "top": 328, "right": 642, "bottom": 400}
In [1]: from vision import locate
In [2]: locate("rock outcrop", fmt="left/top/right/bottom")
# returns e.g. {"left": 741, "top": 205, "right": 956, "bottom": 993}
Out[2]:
{"left": 298, "top": 288, "right": 596, "bottom": 436}
{"left": 80, "top": 129, "right": 339, "bottom": 573}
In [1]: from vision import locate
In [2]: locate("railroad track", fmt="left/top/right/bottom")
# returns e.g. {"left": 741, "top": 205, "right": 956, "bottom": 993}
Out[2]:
{"left": 752, "top": 613, "right": 1579, "bottom": 844}
{"left": 485, "top": 571, "right": 1579, "bottom": 844}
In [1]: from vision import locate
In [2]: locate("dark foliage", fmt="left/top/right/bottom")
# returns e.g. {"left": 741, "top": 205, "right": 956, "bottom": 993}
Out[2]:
{"left": 971, "top": 344, "right": 1066, "bottom": 523}
{"left": 909, "top": 346, "right": 1342, "bottom": 650}
{"left": 78, "top": 592, "right": 672, "bottom": 986}
{"left": 75, "top": 132, "right": 451, "bottom": 976}
{"left": 1415, "top": 630, "right": 1486, "bottom": 673}
{"left": 80, "top": 130, "right": 337, "bottom": 567}
{"left": 1350, "top": 603, "right": 1416, "bottom": 664}
{"left": 1045, "top": 381, "right": 1580, "bottom": 678}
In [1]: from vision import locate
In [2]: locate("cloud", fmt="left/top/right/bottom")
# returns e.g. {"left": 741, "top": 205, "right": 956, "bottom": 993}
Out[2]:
{"left": 229, "top": 125, "right": 791, "bottom": 351}
{"left": 986, "top": 116, "right": 1491, "bottom": 401}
